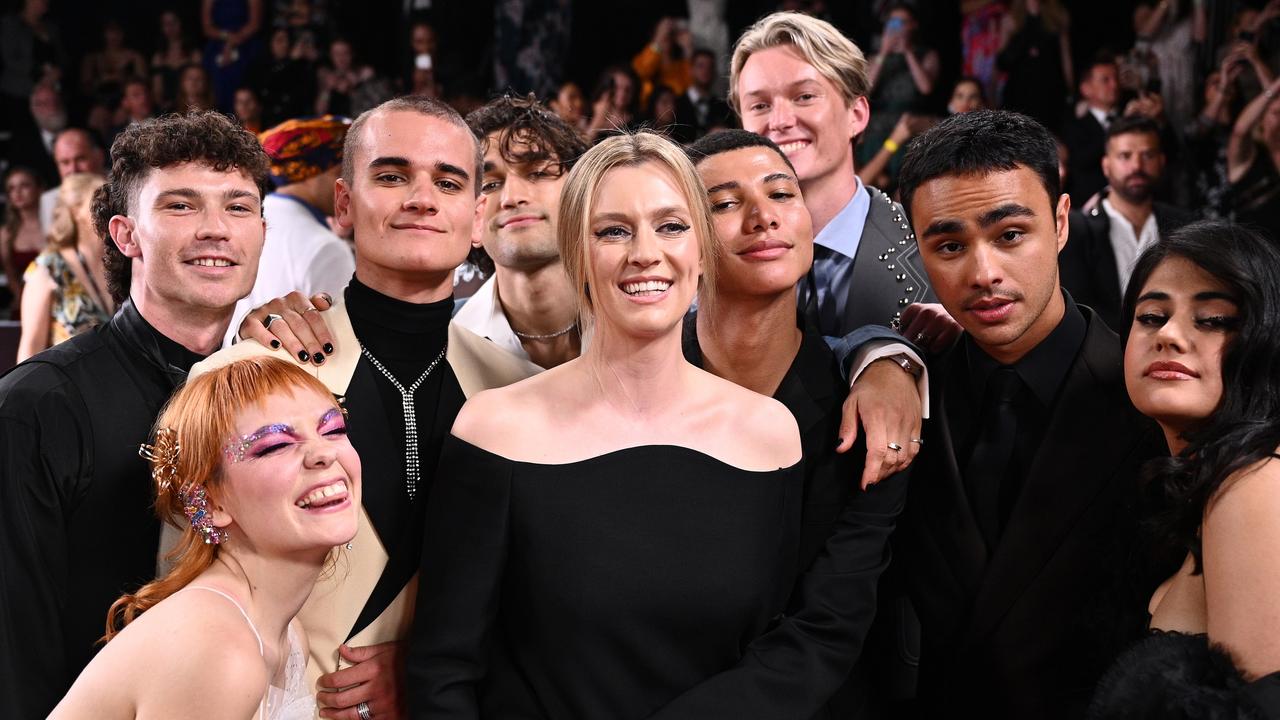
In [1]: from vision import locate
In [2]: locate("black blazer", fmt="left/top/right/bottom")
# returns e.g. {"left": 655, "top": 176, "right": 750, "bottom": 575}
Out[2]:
{"left": 1062, "top": 112, "right": 1108, "bottom": 207}
{"left": 1060, "top": 198, "right": 1197, "bottom": 331}
{"left": 884, "top": 307, "right": 1166, "bottom": 719}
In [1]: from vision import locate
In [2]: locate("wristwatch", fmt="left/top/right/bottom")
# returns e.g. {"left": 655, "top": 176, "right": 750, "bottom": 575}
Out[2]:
{"left": 886, "top": 352, "right": 923, "bottom": 378}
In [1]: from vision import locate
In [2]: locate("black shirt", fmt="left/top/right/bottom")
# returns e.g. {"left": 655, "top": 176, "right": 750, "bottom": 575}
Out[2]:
{"left": 0, "top": 299, "right": 205, "bottom": 718}
{"left": 949, "top": 292, "right": 1088, "bottom": 536}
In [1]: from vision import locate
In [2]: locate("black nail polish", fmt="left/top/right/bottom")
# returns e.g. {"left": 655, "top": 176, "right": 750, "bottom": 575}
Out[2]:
{"left": 323, "top": 343, "right": 334, "bottom": 354}
{"left": 298, "top": 350, "right": 310, "bottom": 362}
{"left": 270, "top": 339, "right": 281, "bottom": 349}
{"left": 313, "top": 352, "right": 325, "bottom": 365}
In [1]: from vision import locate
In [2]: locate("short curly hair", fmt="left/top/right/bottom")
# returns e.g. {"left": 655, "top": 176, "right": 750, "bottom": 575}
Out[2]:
{"left": 93, "top": 111, "right": 273, "bottom": 304}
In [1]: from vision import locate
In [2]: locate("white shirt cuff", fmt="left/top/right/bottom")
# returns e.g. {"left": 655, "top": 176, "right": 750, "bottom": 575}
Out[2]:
{"left": 847, "top": 340, "right": 931, "bottom": 419}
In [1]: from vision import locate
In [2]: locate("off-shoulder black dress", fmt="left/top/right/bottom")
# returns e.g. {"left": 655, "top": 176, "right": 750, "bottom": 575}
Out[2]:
{"left": 407, "top": 435, "right": 803, "bottom": 719}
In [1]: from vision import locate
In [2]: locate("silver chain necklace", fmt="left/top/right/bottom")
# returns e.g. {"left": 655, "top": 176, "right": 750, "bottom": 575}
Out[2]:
{"left": 359, "top": 342, "right": 447, "bottom": 500}
{"left": 511, "top": 320, "right": 577, "bottom": 341}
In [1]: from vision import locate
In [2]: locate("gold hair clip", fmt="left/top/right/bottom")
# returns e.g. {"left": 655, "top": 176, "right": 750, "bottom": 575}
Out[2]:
{"left": 138, "top": 427, "right": 181, "bottom": 491}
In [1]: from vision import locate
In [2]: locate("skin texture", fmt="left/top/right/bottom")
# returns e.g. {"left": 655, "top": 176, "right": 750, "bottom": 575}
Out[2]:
{"left": 477, "top": 136, "right": 565, "bottom": 271}
{"left": 108, "top": 162, "right": 265, "bottom": 354}
{"left": 911, "top": 166, "right": 1069, "bottom": 365}
{"left": 1123, "top": 256, "right": 1238, "bottom": 453}
{"left": 53, "top": 131, "right": 105, "bottom": 179}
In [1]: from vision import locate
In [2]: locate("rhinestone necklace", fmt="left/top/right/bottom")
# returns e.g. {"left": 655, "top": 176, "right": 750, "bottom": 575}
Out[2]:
{"left": 359, "top": 342, "right": 447, "bottom": 500}
{"left": 511, "top": 320, "right": 577, "bottom": 341}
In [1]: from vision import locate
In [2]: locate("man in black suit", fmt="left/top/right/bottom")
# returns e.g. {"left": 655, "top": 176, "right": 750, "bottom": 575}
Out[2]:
{"left": 674, "top": 49, "right": 731, "bottom": 141}
{"left": 1060, "top": 115, "right": 1196, "bottom": 331}
{"left": 1061, "top": 56, "right": 1120, "bottom": 207}
{"left": 880, "top": 110, "right": 1166, "bottom": 719}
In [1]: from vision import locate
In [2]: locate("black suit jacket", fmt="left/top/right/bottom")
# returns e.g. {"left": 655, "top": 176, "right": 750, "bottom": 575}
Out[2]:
{"left": 1060, "top": 198, "right": 1197, "bottom": 331}
{"left": 1062, "top": 112, "right": 1108, "bottom": 207}
{"left": 884, "top": 307, "right": 1165, "bottom": 719}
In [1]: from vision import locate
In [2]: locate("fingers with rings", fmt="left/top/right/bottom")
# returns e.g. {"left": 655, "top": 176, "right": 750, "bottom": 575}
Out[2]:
{"left": 262, "top": 313, "right": 284, "bottom": 330}
{"left": 356, "top": 701, "right": 372, "bottom": 720}
{"left": 910, "top": 437, "right": 924, "bottom": 446}
{"left": 887, "top": 442, "right": 904, "bottom": 452}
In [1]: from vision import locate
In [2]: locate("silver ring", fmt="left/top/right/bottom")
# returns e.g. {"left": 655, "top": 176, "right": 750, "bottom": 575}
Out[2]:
{"left": 913, "top": 332, "right": 929, "bottom": 345}
{"left": 357, "top": 701, "right": 372, "bottom": 720}
{"left": 262, "top": 313, "right": 283, "bottom": 330}
{"left": 887, "top": 442, "right": 903, "bottom": 452}
{"left": 910, "top": 438, "right": 924, "bottom": 446}
{"left": 303, "top": 306, "right": 320, "bottom": 314}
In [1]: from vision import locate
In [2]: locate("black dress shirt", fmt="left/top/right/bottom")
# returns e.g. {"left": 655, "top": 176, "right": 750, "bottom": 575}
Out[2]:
{"left": 948, "top": 292, "right": 1087, "bottom": 537}
{"left": 0, "top": 299, "right": 205, "bottom": 718}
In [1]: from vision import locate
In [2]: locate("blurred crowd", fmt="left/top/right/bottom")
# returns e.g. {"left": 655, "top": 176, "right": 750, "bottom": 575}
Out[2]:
{"left": 2, "top": 0, "right": 1279, "bottom": 358}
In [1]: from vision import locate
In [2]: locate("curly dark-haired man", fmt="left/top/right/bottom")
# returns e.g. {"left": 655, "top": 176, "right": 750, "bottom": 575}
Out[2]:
{"left": 0, "top": 110, "right": 271, "bottom": 718}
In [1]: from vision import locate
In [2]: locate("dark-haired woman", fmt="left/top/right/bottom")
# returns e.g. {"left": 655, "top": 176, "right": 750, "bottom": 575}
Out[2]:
{"left": 1090, "top": 221, "right": 1280, "bottom": 717}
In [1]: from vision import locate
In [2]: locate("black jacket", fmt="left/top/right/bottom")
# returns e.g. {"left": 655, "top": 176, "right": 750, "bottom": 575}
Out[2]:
{"left": 1060, "top": 197, "right": 1197, "bottom": 331}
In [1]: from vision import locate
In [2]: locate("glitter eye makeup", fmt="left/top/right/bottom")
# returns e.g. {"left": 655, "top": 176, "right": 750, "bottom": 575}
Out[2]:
{"left": 318, "top": 408, "right": 346, "bottom": 433}
{"left": 223, "top": 423, "right": 293, "bottom": 464}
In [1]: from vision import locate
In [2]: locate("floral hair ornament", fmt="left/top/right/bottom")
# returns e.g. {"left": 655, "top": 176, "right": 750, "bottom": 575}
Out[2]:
{"left": 138, "top": 428, "right": 228, "bottom": 545}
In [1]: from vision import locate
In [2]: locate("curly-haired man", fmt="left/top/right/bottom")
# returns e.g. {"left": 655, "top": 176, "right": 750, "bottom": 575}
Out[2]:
{"left": 0, "top": 110, "right": 271, "bottom": 718}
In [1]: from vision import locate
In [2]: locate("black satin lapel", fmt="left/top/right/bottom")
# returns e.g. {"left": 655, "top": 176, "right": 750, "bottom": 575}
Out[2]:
{"left": 965, "top": 329, "right": 1138, "bottom": 642}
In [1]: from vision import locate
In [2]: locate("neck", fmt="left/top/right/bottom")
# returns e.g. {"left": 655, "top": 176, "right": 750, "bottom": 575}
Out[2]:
{"left": 201, "top": 545, "right": 326, "bottom": 661}
{"left": 1162, "top": 425, "right": 1188, "bottom": 456}
{"left": 802, "top": 156, "right": 859, "bottom": 235}
{"left": 579, "top": 316, "right": 693, "bottom": 418}
{"left": 1107, "top": 192, "right": 1153, "bottom": 233}
{"left": 495, "top": 260, "right": 581, "bottom": 368}
{"left": 18, "top": 206, "right": 38, "bottom": 223}
{"left": 131, "top": 282, "right": 232, "bottom": 355}
{"left": 354, "top": 257, "right": 453, "bottom": 305}
{"left": 698, "top": 289, "right": 801, "bottom": 397}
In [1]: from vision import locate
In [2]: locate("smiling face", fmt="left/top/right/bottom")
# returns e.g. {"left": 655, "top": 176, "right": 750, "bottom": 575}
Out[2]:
{"left": 216, "top": 388, "right": 361, "bottom": 555}
{"left": 736, "top": 45, "right": 867, "bottom": 189}
{"left": 336, "top": 110, "right": 482, "bottom": 298}
{"left": 698, "top": 146, "right": 812, "bottom": 299}
{"left": 586, "top": 162, "right": 702, "bottom": 338}
{"left": 478, "top": 133, "right": 566, "bottom": 271}
{"left": 912, "top": 165, "right": 1069, "bottom": 364}
{"left": 1124, "top": 256, "right": 1239, "bottom": 444}
{"left": 113, "top": 162, "right": 265, "bottom": 316}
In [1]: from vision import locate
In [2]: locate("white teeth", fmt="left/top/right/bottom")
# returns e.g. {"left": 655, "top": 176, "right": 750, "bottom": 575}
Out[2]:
{"left": 621, "top": 280, "right": 672, "bottom": 296}
{"left": 779, "top": 141, "right": 808, "bottom": 153}
{"left": 296, "top": 480, "right": 347, "bottom": 509}
{"left": 191, "top": 258, "right": 232, "bottom": 267}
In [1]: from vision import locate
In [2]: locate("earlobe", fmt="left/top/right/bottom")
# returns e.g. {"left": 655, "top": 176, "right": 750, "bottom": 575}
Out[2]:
{"left": 108, "top": 215, "right": 141, "bottom": 258}
{"left": 333, "top": 179, "right": 353, "bottom": 229}
{"left": 849, "top": 95, "right": 871, "bottom": 138}
{"left": 471, "top": 195, "right": 487, "bottom": 248}
{"left": 1055, "top": 194, "right": 1071, "bottom": 252}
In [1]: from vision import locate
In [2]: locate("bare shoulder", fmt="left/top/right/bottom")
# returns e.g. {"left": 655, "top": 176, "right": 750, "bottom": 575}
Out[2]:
{"left": 93, "top": 590, "right": 268, "bottom": 717}
{"left": 1206, "top": 453, "right": 1280, "bottom": 534}
{"left": 451, "top": 363, "right": 577, "bottom": 455}
{"left": 699, "top": 371, "right": 802, "bottom": 469}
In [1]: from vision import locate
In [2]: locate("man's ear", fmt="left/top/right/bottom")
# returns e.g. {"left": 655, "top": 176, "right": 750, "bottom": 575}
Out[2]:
{"left": 333, "top": 178, "right": 353, "bottom": 230}
{"left": 847, "top": 94, "right": 871, "bottom": 141}
{"left": 1054, "top": 193, "right": 1071, "bottom": 255}
{"left": 108, "top": 215, "right": 141, "bottom": 258}
{"left": 471, "top": 194, "right": 488, "bottom": 248}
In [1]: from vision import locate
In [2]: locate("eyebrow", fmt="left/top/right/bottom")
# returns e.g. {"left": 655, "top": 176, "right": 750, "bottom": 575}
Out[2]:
{"left": 155, "top": 188, "right": 259, "bottom": 204}
{"left": 1136, "top": 290, "right": 1239, "bottom": 303}
{"left": 706, "top": 180, "right": 740, "bottom": 194}
{"left": 591, "top": 206, "right": 688, "bottom": 223}
{"left": 763, "top": 172, "right": 795, "bottom": 184}
{"left": 921, "top": 203, "right": 1036, "bottom": 239}
{"left": 318, "top": 407, "right": 344, "bottom": 426}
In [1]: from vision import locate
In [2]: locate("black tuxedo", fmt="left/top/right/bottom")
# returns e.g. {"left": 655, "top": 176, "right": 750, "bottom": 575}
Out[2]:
{"left": 674, "top": 89, "right": 732, "bottom": 142}
{"left": 1062, "top": 111, "right": 1109, "bottom": 207}
{"left": 882, "top": 304, "right": 1166, "bottom": 719}
{"left": 1060, "top": 198, "right": 1197, "bottom": 331}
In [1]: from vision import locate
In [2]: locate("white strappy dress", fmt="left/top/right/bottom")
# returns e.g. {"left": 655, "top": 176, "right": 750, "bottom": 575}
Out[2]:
{"left": 185, "top": 586, "right": 315, "bottom": 720}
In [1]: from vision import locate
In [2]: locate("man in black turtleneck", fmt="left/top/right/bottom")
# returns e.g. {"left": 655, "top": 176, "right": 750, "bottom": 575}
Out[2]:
{"left": 0, "top": 111, "right": 273, "bottom": 719}
{"left": 191, "top": 95, "right": 534, "bottom": 719}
